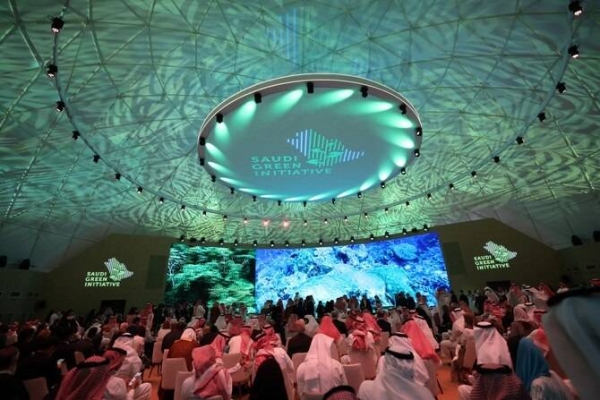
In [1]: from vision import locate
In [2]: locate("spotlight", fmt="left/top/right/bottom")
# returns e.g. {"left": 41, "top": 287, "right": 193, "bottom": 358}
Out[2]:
{"left": 423, "top": 224, "right": 429, "bottom": 231}
{"left": 350, "top": 236, "right": 355, "bottom": 243}
{"left": 230, "top": 187, "right": 235, "bottom": 195}
{"left": 414, "top": 149, "right": 420, "bottom": 157}
{"left": 219, "top": 238, "right": 224, "bottom": 246}
{"left": 405, "top": 201, "right": 410, "bottom": 207}
{"left": 556, "top": 82, "right": 566, "bottom": 94}
{"left": 415, "top": 127, "right": 423, "bottom": 136}
{"left": 364, "top": 212, "right": 368, "bottom": 219}
{"left": 51, "top": 17, "right": 64, "bottom": 33}
{"left": 199, "top": 137, "right": 206, "bottom": 146}
{"left": 202, "top": 210, "right": 207, "bottom": 216}
{"left": 285, "top": 240, "right": 290, "bottom": 247}
{"left": 181, "top": 204, "right": 186, "bottom": 210}
{"left": 357, "top": 192, "right": 362, "bottom": 198}
{"left": 360, "top": 86, "right": 368, "bottom": 98}
{"left": 252, "top": 240, "right": 258, "bottom": 247}
{"left": 331, "top": 198, "right": 336, "bottom": 205}
{"left": 402, "top": 228, "right": 408, "bottom": 235}
{"left": 211, "top": 175, "right": 216, "bottom": 183}
{"left": 399, "top": 103, "right": 407, "bottom": 114}
{"left": 303, "top": 201, "right": 307, "bottom": 208}
{"left": 537, "top": 112, "right": 546, "bottom": 122}
{"left": 384, "top": 207, "right": 389, "bottom": 213}
{"left": 179, "top": 235, "right": 185, "bottom": 242}
{"left": 71, "top": 130, "right": 80, "bottom": 140}
{"left": 254, "top": 92, "right": 262, "bottom": 104}
{"left": 234, "top": 239, "right": 239, "bottom": 247}
{"left": 46, "top": 64, "right": 58, "bottom": 77}
{"left": 159, "top": 197, "right": 164, "bottom": 204}
{"left": 199, "top": 158, "right": 205, "bottom": 166}
{"left": 568, "top": 0, "right": 583, "bottom": 16}
{"left": 344, "top": 216, "right": 348, "bottom": 222}
{"left": 449, "top": 183, "right": 455, "bottom": 190}
{"left": 427, "top": 193, "right": 433, "bottom": 200}
{"left": 568, "top": 45, "right": 579, "bottom": 59}
{"left": 223, "top": 215, "right": 227, "bottom": 221}
{"left": 243, "top": 217, "right": 248, "bottom": 224}
{"left": 200, "top": 237, "right": 206, "bottom": 244}
{"left": 471, "top": 171, "right": 477, "bottom": 178}
{"left": 253, "top": 196, "right": 257, "bottom": 202}
{"left": 307, "top": 82, "right": 314, "bottom": 94}
{"left": 115, "top": 173, "right": 121, "bottom": 180}
{"left": 333, "top": 238, "right": 339, "bottom": 245}
{"left": 318, "top": 239, "right": 323, "bottom": 246}
{"left": 301, "top": 240, "right": 306, "bottom": 247}
{"left": 324, "top": 218, "right": 328, "bottom": 224}
{"left": 400, "top": 167, "right": 406, "bottom": 175}
{"left": 283, "top": 220, "right": 289, "bottom": 228}
{"left": 303, "top": 220, "right": 308, "bottom": 226}
{"left": 385, "top": 231, "right": 390, "bottom": 238}
{"left": 516, "top": 136, "right": 525, "bottom": 145}
{"left": 93, "top": 154, "right": 100, "bottom": 163}
{"left": 56, "top": 101, "right": 65, "bottom": 112}
{"left": 493, "top": 155, "right": 500, "bottom": 163}
{"left": 277, "top": 200, "right": 282, "bottom": 206}
{"left": 137, "top": 186, "right": 143, "bottom": 194}
{"left": 369, "top": 234, "right": 375, "bottom": 241}
{"left": 216, "top": 113, "right": 223, "bottom": 123}
{"left": 262, "top": 219, "right": 269, "bottom": 227}
{"left": 380, "top": 181, "right": 386, "bottom": 189}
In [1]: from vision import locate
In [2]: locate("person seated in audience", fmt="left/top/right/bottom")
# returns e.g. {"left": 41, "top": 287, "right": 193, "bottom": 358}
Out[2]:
{"left": 286, "top": 319, "right": 312, "bottom": 358}
{"left": 103, "top": 347, "right": 152, "bottom": 400}
{"left": 253, "top": 332, "right": 294, "bottom": 400}
{"left": 376, "top": 310, "right": 392, "bottom": 334}
{"left": 303, "top": 315, "right": 319, "bottom": 337}
{"left": 160, "top": 321, "right": 185, "bottom": 352}
{"left": 318, "top": 315, "right": 345, "bottom": 358}
{"left": 361, "top": 310, "right": 382, "bottom": 343}
{"left": 199, "top": 324, "right": 219, "bottom": 346}
{"left": 515, "top": 338, "right": 573, "bottom": 400}
{"left": 167, "top": 328, "right": 199, "bottom": 370}
{"left": 156, "top": 320, "right": 172, "bottom": 342}
{"left": 0, "top": 346, "right": 29, "bottom": 400}
{"left": 180, "top": 346, "right": 232, "bottom": 400}
{"left": 358, "top": 345, "right": 434, "bottom": 400}
{"left": 458, "top": 321, "right": 529, "bottom": 400}
{"left": 330, "top": 310, "right": 348, "bottom": 336}
{"left": 16, "top": 336, "right": 62, "bottom": 389}
{"left": 323, "top": 385, "right": 357, "bottom": 400}
{"left": 250, "top": 357, "right": 288, "bottom": 400}
{"left": 440, "top": 307, "right": 465, "bottom": 360}
{"left": 509, "top": 304, "right": 536, "bottom": 339}
{"left": 387, "top": 332, "right": 430, "bottom": 386}
{"left": 346, "top": 316, "right": 374, "bottom": 353}
{"left": 112, "top": 335, "right": 144, "bottom": 383}
{"left": 209, "top": 331, "right": 230, "bottom": 360}
{"left": 297, "top": 333, "right": 347, "bottom": 399}
{"left": 262, "top": 323, "right": 283, "bottom": 348}
{"left": 402, "top": 318, "right": 442, "bottom": 397}
{"left": 411, "top": 311, "right": 439, "bottom": 352}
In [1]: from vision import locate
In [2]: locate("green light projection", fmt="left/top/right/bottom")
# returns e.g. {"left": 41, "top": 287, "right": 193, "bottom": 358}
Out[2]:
{"left": 199, "top": 74, "right": 422, "bottom": 202}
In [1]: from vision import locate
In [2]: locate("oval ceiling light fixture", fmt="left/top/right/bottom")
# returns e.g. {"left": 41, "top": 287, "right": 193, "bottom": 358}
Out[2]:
{"left": 198, "top": 74, "right": 423, "bottom": 204}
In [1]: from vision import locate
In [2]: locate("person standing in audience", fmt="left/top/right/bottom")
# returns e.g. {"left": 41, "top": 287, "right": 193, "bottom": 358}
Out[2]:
{"left": 287, "top": 319, "right": 312, "bottom": 358}
{"left": 192, "top": 300, "right": 205, "bottom": 319}
{"left": 297, "top": 333, "right": 347, "bottom": 399}
{"left": 180, "top": 346, "right": 232, "bottom": 400}
{"left": 0, "top": 346, "right": 29, "bottom": 400}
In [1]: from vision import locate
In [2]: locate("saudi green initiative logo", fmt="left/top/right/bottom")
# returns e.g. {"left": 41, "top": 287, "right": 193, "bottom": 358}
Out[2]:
{"left": 84, "top": 258, "right": 134, "bottom": 287}
{"left": 251, "top": 129, "right": 365, "bottom": 177}
{"left": 474, "top": 241, "right": 518, "bottom": 270}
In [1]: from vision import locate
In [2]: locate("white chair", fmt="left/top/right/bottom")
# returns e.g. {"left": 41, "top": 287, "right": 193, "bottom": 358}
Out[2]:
{"left": 74, "top": 351, "right": 85, "bottom": 365}
{"left": 291, "top": 352, "right": 307, "bottom": 377}
{"left": 223, "top": 353, "right": 251, "bottom": 396}
{"left": 148, "top": 341, "right": 164, "bottom": 376}
{"left": 161, "top": 357, "right": 189, "bottom": 390}
{"left": 348, "top": 348, "right": 377, "bottom": 379}
{"left": 22, "top": 377, "right": 48, "bottom": 400}
{"left": 161, "top": 349, "right": 170, "bottom": 373}
{"left": 343, "top": 363, "right": 364, "bottom": 393}
{"left": 221, "top": 352, "right": 241, "bottom": 369}
{"left": 174, "top": 370, "right": 194, "bottom": 400}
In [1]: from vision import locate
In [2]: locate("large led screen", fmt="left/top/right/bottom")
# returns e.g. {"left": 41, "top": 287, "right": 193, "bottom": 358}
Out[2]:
{"left": 165, "top": 244, "right": 256, "bottom": 312}
{"left": 255, "top": 232, "right": 449, "bottom": 309}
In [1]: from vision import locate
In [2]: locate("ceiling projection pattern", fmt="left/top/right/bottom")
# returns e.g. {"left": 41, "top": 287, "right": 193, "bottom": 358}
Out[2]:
{"left": 0, "top": 0, "right": 599, "bottom": 270}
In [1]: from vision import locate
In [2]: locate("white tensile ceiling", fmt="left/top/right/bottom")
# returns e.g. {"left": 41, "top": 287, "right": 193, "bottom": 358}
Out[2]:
{"left": 0, "top": 0, "right": 599, "bottom": 271}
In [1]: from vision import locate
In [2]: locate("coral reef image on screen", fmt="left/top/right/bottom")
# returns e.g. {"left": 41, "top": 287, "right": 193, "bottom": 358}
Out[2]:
{"left": 255, "top": 233, "right": 449, "bottom": 309}
{"left": 165, "top": 244, "right": 256, "bottom": 312}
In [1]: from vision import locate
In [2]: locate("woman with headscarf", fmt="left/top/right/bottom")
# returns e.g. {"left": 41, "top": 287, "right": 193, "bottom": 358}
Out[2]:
{"left": 457, "top": 321, "right": 529, "bottom": 400}
{"left": 103, "top": 348, "right": 152, "bottom": 400}
{"left": 304, "top": 315, "right": 319, "bottom": 337}
{"left": 253, "top": 332, "right": 294, "bottom": 400}
{"left": 167, "top": 328, "right": 199, "bottom": 370}
{"left": 358, "top": 345, "right": 434, "bottom": 400}
{"left": 181, "top": 346, "right": 232, "bottom": 400}
{"left": 402, "top": 319, "right": 441, "bottom": 397}
{"left": 55, "top": 356, "right": 113, "bottom": 400}
{"left": 297, "top": 333, "right": 347, "bottom": 399}
{"left": 516, "top": 338, "right": 573, "bottom": 400}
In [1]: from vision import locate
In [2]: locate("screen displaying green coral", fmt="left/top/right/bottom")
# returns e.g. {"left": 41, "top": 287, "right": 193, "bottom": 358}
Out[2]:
{"left": 164, "top": 244, "right": 256, "bottom": 312}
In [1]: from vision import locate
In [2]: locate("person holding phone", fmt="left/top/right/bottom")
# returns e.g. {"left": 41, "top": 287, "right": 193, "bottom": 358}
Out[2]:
{"left": 103, "top": 348, "right": 151, "bottom": 400}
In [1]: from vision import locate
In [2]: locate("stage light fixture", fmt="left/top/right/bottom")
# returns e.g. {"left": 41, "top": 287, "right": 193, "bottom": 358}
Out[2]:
{"left": 334, "top": 237, "right": 339, "bottom": 244}
{"left": 253, "top": 196, "right": 257, "bottom": 202}
{"left": 568, "top": 45, "right": 579, "bottom": 58}
{"left": 234, "top": 239, "right": 239, "bottom": 246}
{"left": 115, "top": 173, "right": 121, "bottom": 181}
{"left": 538, "top": 112, "right": 546, "bottom": 122}
{"left": 283, "top": 220, "right": 289, "bottom": 228}
{"left": 243, "top": 217, "right": 248, "bottom": 224}
{"left": 364, "top": 212, "right": 369, "bottom": 219}
{"left": 380, "top": 181, "right": 386, "bottom": 189}
{"left": 303, "top": 220, "right": 308, "bottom": 226}
{"left": 369, "top": 234, "right": 375, "bottom": 241}
{"left": 405, "top": 201, "right": 410, "bottom": 207}
{"left": 414, "top": 149, "right": 420, "bottom": 157}
{"left": 216, "top": 113, "right": 223, "bottom": 123}
{"left": 307, "top": 82, "right": 314, "bottom": 94}
{"left": 137, "top": 186, "right": 143, "bottom": 194}
{"left": 303, "top": 201, "right": 307, "bottom": 208}
{"left": 46, "top": 64, "right": 57, "bottom": 77}
{"left": 92, "top": 154, "right": 100, "bottom": 163}
{"left": 423, "top": 224, "right": 429, "bottom": 231}
{"left": 384, "top": 231, "right": 390, "bottom": 238}
{"left": 516, "top": 136, "right": 525, "bottom": 145}
{"left": 200, "top": 237, "right": 206, "bottom": 244}
{"left": 223, "top": 215, "right": 227, "bottom": 221}
{"left": 344, "top": 216, "right": 348, "bottom": 222}
{"left": 556, "top": 82, "right": 567, "bottom": 94}
{"left": 318, "top": 239, "right": 324, "bottom": 245}
{"left": 179, "top": 235, "right": 185, "bottom": 242}
{"left": 199, "top": 137, "right": 206, "bottom": 146}
{"left": 449, "top": 183, "right": 455, "bottom": 190}
{"left": 301, "top": 240, "right": 306, "bottom": 247}
{"left": 568, "top": 0, "right": 583, "bottom": 16}
{"left": 252, "top": 240, "right": 258, "bottom": 247}
{"left": 324, "top": 218, "right": 328, "bottom": 224}
{"left": 277, "top": 200, "right": 282, "bottom": 206}
{"left": 211, "top": 175, "right": 216, "bottom": 183}
{"left": 159, "top": 197, "right": 164, "bottom": 204}
{"left": 71, "top": 130, "right": 80, "bottom": 140}
{"left": 402, "top": 228, "right": 408, "bottom": 235}
{"left": 202, "top": 210, "right": 207, "bottom": 216}
{"left": 360, "top": 86, "right": 368, "bottom": 98}
{"left": 427, "top": 193, "right": 433, "bottom": 200}
{"left": 199, "top": 158, "right": 205, "bottom": 166}
{"left": 350, "top": 236, "right": 355, "bottom": 243}
{"left": 399, "top": 103, "right": 407, "bottom": 114}
{"left": 415, "top": 127, "right": 423, "bottom": 136}
{"left": 384, "top": 207, "right": 389, "bottom": 213}
{"left": 230, "top": 187, "right": 235, "bottom": 195}
{"left": 331, "top": 198, "right": 336, "bottom": 205}
{"left": 56, "top": 101, "right": 65, "bottom": 112}
{"left": 493, "top": 155, "right": 500, "bottom": 163}
{"left": 262, "top": 219, "right": 269, "bottom": 227}
{"left": 471, "top": 171, "right": 477, "bottom": 178}
{"left": 285, "top": 240, "right": 290, "bottom": 247}
{"left": 219, "top": 238, "right": 224, "bottom": 246}
{"left": 181, "top": 204, "right": 186, "bottom": 210}
{"left": 400, "top": 167, "right": 406, "bottom": 175}
{"left": 357, "top": 192, "right": 362, "bottom": 198}
{"left": 254, "top": 92, "right": 262, "bottom": 104}
{"left": 51, "top": 17, "right": 64, "bottom": 33}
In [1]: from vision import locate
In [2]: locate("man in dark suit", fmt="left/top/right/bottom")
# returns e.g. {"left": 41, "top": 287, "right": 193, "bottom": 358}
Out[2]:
{"left": 16, "top": 336, "right": 62, "bottom": 390}
{"left": 286, "top": 320, "right": 312, "bottom": 358}
{"left": 331, "top": 311, "right": 348, "bottom": 336}
{"left": 0, "top": 346, "right": 29, "bottom": 400}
